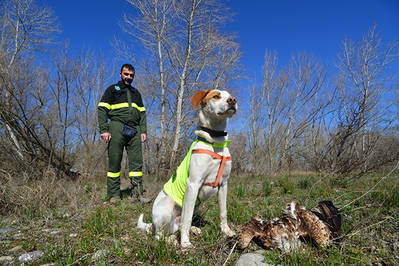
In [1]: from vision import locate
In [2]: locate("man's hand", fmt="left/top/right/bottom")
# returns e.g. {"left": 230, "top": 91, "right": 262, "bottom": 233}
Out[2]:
{"left": 101, "top": 132, "right": 111, "bottom": 142}
{"left": 141, "top": 133, "right": 147, "bottom": 143}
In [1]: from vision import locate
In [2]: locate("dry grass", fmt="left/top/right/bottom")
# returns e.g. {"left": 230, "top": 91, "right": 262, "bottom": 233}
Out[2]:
{"left": 1, "top": 169, "right": 398, "bottom": 265}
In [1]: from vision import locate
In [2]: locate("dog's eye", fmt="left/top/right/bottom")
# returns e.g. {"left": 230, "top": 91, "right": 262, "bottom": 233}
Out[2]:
{"left": 213, "top": 94, "right": 221, "bottom": 99}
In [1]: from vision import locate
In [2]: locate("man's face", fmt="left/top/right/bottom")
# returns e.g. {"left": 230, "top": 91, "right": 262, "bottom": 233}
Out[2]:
{"left": 120, "top": 67, "right": 135, "bottom": 85}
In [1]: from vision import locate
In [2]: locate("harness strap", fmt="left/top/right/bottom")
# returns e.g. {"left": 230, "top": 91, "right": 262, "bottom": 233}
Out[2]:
{"left": 191, "top": 149, "right": 232, "bottom": 188}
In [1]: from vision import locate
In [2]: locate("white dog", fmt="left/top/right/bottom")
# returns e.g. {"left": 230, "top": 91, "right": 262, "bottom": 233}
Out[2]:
{"left": 137, "top": 89, "right": 237, "bottom": 249}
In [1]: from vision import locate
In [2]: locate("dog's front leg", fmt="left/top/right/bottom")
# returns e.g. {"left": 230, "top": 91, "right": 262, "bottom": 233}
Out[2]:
{"left": 218, "top": 181, "right": 235, "bottom": 237}
{"left": 180, "top": 178, "right": 201, "bottom": 249}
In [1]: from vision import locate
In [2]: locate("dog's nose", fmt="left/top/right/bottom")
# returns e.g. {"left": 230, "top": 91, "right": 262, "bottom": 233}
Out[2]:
{"left": 227, "top": 96, "right": 237, "bottom": 105}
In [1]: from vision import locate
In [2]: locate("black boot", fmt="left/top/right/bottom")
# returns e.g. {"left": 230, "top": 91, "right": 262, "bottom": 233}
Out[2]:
{"left": 131, "top": 177, "right": 151, "bottom": 204}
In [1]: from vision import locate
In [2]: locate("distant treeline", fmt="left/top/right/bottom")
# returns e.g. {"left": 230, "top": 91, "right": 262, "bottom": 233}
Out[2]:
{"left": 0, "top": 0, "right": 398, "bottom": 181}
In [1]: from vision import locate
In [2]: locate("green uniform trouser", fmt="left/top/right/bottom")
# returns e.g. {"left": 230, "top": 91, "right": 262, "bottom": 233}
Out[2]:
{"left": 107, "top": 120, "right": 143, "bottom": 198}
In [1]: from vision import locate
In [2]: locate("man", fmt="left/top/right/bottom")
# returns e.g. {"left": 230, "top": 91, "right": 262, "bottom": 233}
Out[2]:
{"left": 98, "top": 64, "right": 150, "bottom": 204}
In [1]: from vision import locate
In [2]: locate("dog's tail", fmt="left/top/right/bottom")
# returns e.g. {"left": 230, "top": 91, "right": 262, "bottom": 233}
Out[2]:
{"left": 136, "top": 214, "right": 152, "bottom": 234}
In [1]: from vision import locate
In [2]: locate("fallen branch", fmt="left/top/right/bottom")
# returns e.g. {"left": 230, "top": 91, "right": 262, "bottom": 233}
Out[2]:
{"left": 222, "top": 241, "right": 237, "bottom": 266}
{"left": 67, "top": 253, "right": 92, "bottom": 266}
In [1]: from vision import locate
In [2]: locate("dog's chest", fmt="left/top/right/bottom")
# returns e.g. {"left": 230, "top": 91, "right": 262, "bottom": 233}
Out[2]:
{"left": 192, "top": 144, "right": 232, "bottom": 181}
{"left": 193, "top": 145, "right": 232, "bottom": 199}
{"left": 206, "top": 157, "right": 232, "bottom": 178}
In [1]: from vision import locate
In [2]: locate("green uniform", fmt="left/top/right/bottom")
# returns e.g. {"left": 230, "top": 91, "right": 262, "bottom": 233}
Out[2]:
{"left": 98, "top": 81, "right": 147, "bottom": 198}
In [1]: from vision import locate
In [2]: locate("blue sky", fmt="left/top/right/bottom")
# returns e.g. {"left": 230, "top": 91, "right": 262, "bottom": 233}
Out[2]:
{"left": 39, "top": 0, "right": 399, "bottom": 83}
{"left": 229, "top": 0, "right": 399, "bottom": 76}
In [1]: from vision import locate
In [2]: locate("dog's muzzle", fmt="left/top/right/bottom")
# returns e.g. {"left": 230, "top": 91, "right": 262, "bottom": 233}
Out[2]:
{"left": 227, "top": 97, "right": 237, "bottom": 114}
{"left": 227, "top": 106, "right": 237, "bottom": 113}
{"left": 218, "top": 97, "right": 237, "bottom": 115}
{"left": 218, "top": 106, "right": 236, "bottom": 115}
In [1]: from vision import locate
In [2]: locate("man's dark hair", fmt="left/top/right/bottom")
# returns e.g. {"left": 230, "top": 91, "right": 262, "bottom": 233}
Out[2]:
{"left": 121, "top": 64, "right": 135, "bottom": 73}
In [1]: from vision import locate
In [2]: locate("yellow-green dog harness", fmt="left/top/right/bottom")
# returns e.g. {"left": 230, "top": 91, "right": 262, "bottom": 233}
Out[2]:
{"left": 163, "top": 138, "right": 231, "bottom": 207}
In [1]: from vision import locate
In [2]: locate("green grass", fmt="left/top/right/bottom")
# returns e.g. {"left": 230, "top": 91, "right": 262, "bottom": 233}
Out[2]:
{"left": 1, "top": 172, "right": 399, "bottom": 265}
{"left": 278, "top": 176, "right": 295, "bottom": 194}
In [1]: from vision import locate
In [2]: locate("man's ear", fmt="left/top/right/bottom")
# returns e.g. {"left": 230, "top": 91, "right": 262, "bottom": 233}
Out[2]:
{"left": 190, "top": 90, "right": 211, "bottom": 109}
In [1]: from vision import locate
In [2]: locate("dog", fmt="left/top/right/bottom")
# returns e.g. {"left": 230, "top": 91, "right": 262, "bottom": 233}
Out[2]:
{"left": 237, "top": 200, "right": 342, "bottom": 252}
{"left": 137, "top": 89, "right": 238, "bottom": 249}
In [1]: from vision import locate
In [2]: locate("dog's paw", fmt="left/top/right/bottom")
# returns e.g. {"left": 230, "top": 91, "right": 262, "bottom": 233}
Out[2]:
{"left": 190, "top": 226, "right": 201, "bottom": 236}
{"left": 180, "top": 241, "right": 194, "bottom": 251}
{"left": 155, "top": 232, "right": 163, "bottom": 241}
{"left": 222, "top": 225, "right": 236, "bottom": 237}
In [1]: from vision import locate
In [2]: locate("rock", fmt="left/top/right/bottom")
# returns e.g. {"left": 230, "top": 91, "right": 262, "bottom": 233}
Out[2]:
{"left": 50, "top": 230, "right": 62, "bottom": 235}
{"left": 0, "top": 256, "right": 13, "bottom": 263}
{"left": 42, "top": 228, "right": 61, "bottom": 235}
{"left": 91, "top": 250, "right": 108, "bottom": 261}
{"left": 69, "top": 233, "right": 78, "bottom": 238}
{"left": 190, "top": 226, "right": 201, "bottom": 236}
{"left": 9, "top": 245, "right": 23, "bottom": 252}
{"left": 12, "top": 232, "right": 24, "bottom": 240}
{"left": 166, "top": 234, "right": 179, "bottom": 247}
{"left": 123, "top": 248, "right": 132, "bottom": 256}
{"left": 0, "top": 227, "right": 15, "bottom": 234}
{"left": 121, "top": 234, "right": 130, "bottom": 241}
{"left": 235, "top": 253, "right": 273, "bottom": 266}
{"left": 18, "top": 251, "right": 44, "bottom": 263}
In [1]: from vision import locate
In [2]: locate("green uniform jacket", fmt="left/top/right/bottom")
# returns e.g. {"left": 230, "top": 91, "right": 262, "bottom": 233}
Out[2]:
{"left": 98, "top": 81, "right": 147, "bottom": 134}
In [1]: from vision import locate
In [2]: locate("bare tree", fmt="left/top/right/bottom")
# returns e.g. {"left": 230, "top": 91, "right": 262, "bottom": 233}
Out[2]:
{"left": 0, "top": 0, "right": 59, "bottom": 159}
{"left": 329, "top": 25, "right": 398, "bottom": 173}
{"left": 248, "top": 50, "right": 287, "bottom": 174}
{"left": 73, "top": 50, "right": 115, "bottom": 174}
{"left": 248, "top": 50, "right": 332, "bottom": 174}
{"left": 121, "top": 0, "right": 173, "bottom": 171}
{"left": 280, "top": 53, "right": 326, "bottom": 170}
{"left": 262, "top": 51, "right": 288, "bottom": 173}
{"left": 120, "top": 0, "right": 242, "bottom": 172}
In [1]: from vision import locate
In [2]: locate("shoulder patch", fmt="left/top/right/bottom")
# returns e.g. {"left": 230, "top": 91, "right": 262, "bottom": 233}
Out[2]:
{"left": 114, "top": 86, "right": 120, "bottom": 91}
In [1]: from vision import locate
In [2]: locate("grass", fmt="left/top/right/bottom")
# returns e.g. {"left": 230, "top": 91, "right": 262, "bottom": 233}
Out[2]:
{"left": 1, "top": 171, "right": 399, "bottom": 265}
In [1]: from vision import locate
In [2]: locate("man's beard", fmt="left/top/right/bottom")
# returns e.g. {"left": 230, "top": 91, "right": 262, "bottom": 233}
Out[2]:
{"left": 123, "top": 78, "right": 133, "bottom": 85}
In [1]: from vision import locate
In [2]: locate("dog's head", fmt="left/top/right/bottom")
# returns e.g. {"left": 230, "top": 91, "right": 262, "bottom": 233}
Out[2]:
{"left": 190, "top": 89, "right": 237, "bottom": 118}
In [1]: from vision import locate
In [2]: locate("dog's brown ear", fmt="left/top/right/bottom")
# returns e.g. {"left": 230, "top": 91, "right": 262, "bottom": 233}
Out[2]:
{"left": 190, "top": 90, "right": 211, "bottom": 109}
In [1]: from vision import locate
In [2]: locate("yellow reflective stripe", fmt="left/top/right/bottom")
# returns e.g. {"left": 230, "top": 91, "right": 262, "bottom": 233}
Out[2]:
{"left": 131, "top": 103, "right": 146, "bottom": 112}
{"left": 129, "top": 171, "right": 143, "bottom": 177}
{"left": 111, "top": 103, "right": 129, "bottom": 109}
{"left": 98, "top": 102, "right": 111, "bottom": 109}
{"left": 107, "top": 172, "right": 120, "bottom": 178}
{"left": 109, "top": 102, "right": 146, "bottom": 112}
